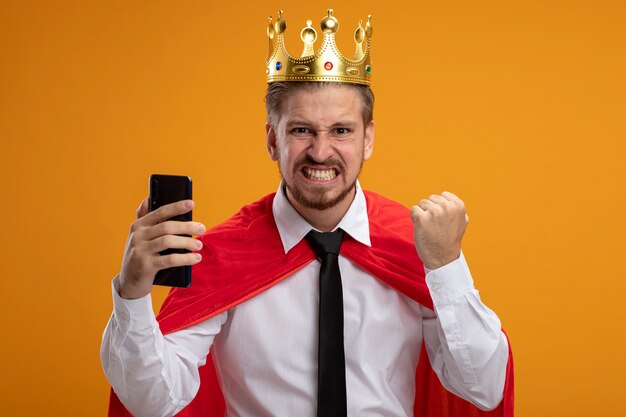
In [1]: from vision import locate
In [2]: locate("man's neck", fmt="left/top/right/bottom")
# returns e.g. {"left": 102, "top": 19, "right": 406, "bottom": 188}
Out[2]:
{"left": 285, "top": 186, "right": 356, "bottom": 232}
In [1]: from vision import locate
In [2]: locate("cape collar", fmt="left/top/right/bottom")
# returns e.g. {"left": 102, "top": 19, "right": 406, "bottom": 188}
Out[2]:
{"left": 272, "top": 180, "right": 372, "bottom": 254}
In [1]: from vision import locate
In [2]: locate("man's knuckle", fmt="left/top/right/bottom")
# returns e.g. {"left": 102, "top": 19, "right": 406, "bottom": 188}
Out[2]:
{"left": 155, "top": 205, "right": 168, "bottom": 218}
{"left": 162, "top": 221, "right": 177, "bottom": 235}
{"left": 443, "top": 200, "right": 458, "bottom": 211}
{"left": 129, "top": 221, "right": 140, "bottom": 233}
{"left": 152, "top": 256, "right": 165, "bottom": 269}
{"left": 149, "top": 223, "right": 164, "bottom": 238}
{"left": 164, "top": 235, "right": 177, "bottom": 248}
{"left": 165, "top": 255, "right": 178, "bottom": 268}
{"left": 129, "top": 233, "right": 141, "bottom": 247}
{"left": 177, "top": 222, "right": 189, "bottom": 234}
{"left": 451, "top": 201, "right": 465, "bottom": 213}
{"left": 153, "top": 222, "right": 166, "bottom": 236}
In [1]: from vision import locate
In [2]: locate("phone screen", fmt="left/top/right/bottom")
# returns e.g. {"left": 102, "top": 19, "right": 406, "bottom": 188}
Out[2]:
{"left": 149, "top": 174, "right": 193, "bottom": 288}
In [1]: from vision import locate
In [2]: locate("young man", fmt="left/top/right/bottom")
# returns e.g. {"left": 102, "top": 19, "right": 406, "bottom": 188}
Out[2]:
{"left": 102, "top": 10, "right": 512, "bottom": 417}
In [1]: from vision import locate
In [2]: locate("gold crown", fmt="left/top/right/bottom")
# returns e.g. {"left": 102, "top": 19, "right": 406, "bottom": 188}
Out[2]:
{"left": 266, "top": 9, "right": 373, "bottom": 85}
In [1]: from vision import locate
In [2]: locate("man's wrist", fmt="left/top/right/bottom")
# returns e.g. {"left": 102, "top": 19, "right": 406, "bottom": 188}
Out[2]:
{"left": 422, "top": 250, "right": 461, "bottom": 271}
{"left": 111, "top": 276, "right": 156, "bottom": 333}
{"left": 118, "top": 274, "right": 152, "bottom": 300}
{"left": 425, "top": 251, "right": 474, "bottom": 306}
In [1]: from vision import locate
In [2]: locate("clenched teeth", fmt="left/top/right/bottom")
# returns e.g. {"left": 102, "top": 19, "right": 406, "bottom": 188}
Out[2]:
{"left": 303, "top": 167, "right": 337, "bottom": 181}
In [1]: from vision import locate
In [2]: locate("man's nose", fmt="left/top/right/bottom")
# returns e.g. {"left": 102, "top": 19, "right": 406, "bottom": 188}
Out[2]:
{"left": 307, "top": 134, "right": 334, "bottom": 163}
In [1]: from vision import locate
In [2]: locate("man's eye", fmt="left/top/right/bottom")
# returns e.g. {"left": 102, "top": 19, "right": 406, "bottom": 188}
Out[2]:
{"left": 333, "top": 127, "right": 351, "bottom": 135}
{"left": 291, "top": 127, "right": 311, "bottom": 135}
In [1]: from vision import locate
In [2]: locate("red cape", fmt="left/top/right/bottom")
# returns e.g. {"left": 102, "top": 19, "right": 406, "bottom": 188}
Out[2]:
{"left": 109, "top": 190, "right": 514, "bottom": 417}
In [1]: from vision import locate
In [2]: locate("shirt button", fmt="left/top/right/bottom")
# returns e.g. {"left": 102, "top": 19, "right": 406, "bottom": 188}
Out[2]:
{"left": 119, "top": 311, "right": 128, "bottom": 321}
{"left": 431, "top": 282, "right": 442, "bottom": 292}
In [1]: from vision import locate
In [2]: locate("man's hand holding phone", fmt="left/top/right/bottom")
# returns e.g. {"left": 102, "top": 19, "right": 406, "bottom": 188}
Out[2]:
{"left": 118, "top": 198, "right": 205, "bottom": 299}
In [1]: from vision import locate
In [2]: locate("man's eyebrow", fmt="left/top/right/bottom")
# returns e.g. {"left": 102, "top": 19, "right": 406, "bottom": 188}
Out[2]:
{"left": 283, "top": 119, "right": 359, "bottom": 129}
{"left": 285, "top": 119, "right": 313, "bottom": 126}
{"left": 330, "top": 120, "right": 358, "bottom": 127}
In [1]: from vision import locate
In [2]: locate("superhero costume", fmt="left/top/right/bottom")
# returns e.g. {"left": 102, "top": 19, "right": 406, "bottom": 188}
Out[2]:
{"left": 108, "top": 190, "right": 514, "bottom": 417}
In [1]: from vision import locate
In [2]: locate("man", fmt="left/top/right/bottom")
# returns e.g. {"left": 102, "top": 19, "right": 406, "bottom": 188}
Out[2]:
{"left": 101, "top": 10, "right": 513, "bottom": 417}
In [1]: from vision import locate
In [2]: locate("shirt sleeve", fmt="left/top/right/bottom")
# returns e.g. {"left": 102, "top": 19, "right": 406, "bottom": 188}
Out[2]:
{"left": 420, "top": 252, "right": 509, "bottom": 411}
{"left": 100, "top": 276, "right": 227, "bottom": 417}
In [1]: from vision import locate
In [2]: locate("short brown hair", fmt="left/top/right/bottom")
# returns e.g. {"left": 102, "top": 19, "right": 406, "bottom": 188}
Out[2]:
{"left": 265, "top": 82, "right": 375, "bottom": 128}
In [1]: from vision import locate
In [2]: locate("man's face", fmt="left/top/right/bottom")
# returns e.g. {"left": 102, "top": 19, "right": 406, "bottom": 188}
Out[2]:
{"left": 266, "top": 85, "right": 374, "bottom": 211}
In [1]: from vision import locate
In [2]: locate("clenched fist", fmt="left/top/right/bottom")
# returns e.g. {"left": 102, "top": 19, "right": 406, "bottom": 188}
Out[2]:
{"left": 410, "top": 191, "right": 469, "bottom": 270}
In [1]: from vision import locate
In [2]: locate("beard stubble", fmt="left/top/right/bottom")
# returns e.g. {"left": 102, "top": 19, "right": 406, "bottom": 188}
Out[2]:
{"left": 279, "top": 154, "right": 362, "bottom": 211}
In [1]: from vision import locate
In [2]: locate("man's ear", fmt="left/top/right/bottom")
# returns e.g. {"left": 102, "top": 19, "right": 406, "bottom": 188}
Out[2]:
{"left": 266, "top": 123, "right": 278, "bottom": 161}
{"left": 363, "top": 120, "right": 375, "bottom": 161}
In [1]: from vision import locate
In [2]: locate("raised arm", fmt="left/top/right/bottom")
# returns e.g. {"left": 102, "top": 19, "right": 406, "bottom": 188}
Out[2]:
{"left": 411, "top": 192, "right": 508, "bottom": 410}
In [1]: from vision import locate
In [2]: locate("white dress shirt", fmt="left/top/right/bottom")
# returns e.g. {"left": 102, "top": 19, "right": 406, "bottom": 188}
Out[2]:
{"left": 101, "top": 182, "right": 509, "bottom": 417}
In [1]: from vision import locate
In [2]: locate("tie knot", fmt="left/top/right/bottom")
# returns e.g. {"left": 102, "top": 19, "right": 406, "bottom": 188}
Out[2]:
{"left": 305, "top": 229, "right": 345, "bottom": 257}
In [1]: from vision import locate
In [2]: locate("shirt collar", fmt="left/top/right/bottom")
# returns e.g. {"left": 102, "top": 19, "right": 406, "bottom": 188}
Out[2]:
{"left": 272, "top": 180, "right": 372, "bottom": 254}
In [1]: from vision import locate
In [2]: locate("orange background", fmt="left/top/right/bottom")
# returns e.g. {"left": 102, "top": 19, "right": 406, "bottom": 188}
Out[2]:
{"left": 1, "top": 0, "right": 625, "bottom": 416}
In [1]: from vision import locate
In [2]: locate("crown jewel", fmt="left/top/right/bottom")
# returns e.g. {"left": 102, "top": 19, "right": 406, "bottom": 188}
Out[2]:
{"left": 266, "top": 9, "right": 373, "bottom": 85}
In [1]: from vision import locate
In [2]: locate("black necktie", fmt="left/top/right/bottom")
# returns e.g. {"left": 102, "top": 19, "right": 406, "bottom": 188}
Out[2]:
{"left": 305, "top": 229, "right": 347, "bottom": 417}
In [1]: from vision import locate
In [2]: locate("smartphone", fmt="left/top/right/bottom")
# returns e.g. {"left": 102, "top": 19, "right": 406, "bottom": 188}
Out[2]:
{"left": 149, "top": 174, "right": 193, "bottom": 288}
